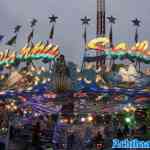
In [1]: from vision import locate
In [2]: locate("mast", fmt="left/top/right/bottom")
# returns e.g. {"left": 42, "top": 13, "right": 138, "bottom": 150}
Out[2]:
{"left": 97, "top": 0, "right": 106, "bottom": 37}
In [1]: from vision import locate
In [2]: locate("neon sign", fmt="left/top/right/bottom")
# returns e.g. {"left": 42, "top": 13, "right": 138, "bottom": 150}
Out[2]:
{"left": 20, "top": 42, "right": 60, "bottom": 58}
{"left": 87, "top": 37, "right": 150, "bottom": 54}
{"left": 0, "top": 50, "right": 16, "bottom": 64}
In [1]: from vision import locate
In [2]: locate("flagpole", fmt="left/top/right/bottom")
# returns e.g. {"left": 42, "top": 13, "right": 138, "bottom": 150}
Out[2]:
{"left": 26, "top": 18, "right": 37, "bottom": 69}
{"left": 132, "top": 18, "right": 141, "bottom": 71}
{"left": 48, "top": 14, "right": 58, "bottom": 71}
{"left": 81, "top": 24, "right": 87, "bottom": 72}
{"left": 6, "top": 24, "right": 22, "bottom": 71}
{"left": 80, "top": 16, "right": 91, "bottom": 72}
{"left": 107, "top": 16, "right": 116, "bottom": 67}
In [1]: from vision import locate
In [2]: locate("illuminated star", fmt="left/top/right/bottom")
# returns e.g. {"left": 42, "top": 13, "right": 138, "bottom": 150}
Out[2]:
{"left": 49, "top": 14, "right": 58, "bottom": 23}
{"left": 132, "top": 18, "right": 141, "bottom": 27}
{"left": 81, "top": 16, "right": 91, "bottom": 25}
{"left": 107, "top": 16, "right": 116, "bottom": 24}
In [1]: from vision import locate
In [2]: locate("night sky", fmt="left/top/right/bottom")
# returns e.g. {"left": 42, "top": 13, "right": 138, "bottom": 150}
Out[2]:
{"left": 0, "top": 0, "right": 150, "bottom": 64}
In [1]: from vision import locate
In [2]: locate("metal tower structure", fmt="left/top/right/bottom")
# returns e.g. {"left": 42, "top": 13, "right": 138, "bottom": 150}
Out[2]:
{"left": 81, "top": 0, "right": 107, "bottom": 72}
{"left": 97, "top": 0, "right": 106, "bottom": 37}
{"left": 96, "top": 0, "right": 106, "bottom": 70}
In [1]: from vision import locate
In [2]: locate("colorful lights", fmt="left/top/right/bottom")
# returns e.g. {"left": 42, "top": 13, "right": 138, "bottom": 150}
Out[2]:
{"left": 123, "top": 104, "right": 136, "bottom": 113}
{"left": 80, "top": 115, "right": 94, "bottom": 123}
{"left": 86, "top": 37, "right": 150, "bottom": 64}
{"left": 0, "top": 42, "right": 59, "bottom": 67}
{"left": 87, "top": 37, "right": 109, "bottom": 50}
{"left": 5, "top": 101, "right": 18, "bottom": 112}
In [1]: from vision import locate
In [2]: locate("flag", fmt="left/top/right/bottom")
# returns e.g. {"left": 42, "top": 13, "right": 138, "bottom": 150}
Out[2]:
{"left": 0, "top": 35, "right": 4, "bottom": 43}
{"left": 30, "top": 19, "right": 37, "bottom": 28}
{"left": 14, "top": 25, "right": 22, "bottom": 33}
{"left": 49, "top": 24, "right": 55, "bottom": 39}
{"left": 83, "top": 27, "right": 87, "bottom": 46}
{"left": 27, "top": 30, "right": 34, "bottom": 43}
{"left": 6, "top": 35, "right": 17, "bottom": 46}
{"left": 109, "top": 25, "right": 113, "bottom": 48}
{"left": 135, "top": 28, "right": 138, "bottom": 43}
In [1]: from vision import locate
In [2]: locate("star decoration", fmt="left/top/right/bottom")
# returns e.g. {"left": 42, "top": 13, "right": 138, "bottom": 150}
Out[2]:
{"left": 49, "top": 14, "right": 58, "bottom": 23}
{"left": 132, "top": 18, "right": 141, "bottom": 27}
{"left": 14, "top": 25, "right": 22, "bottom": 33}
{"left": 30, "top": 19, "right": 38, "bottom": 28}
{"left": 107, "top": 16, "right": 116, "bottom": 24}
{"left": 81, "top": 16, "right": 91, "bottom": 25}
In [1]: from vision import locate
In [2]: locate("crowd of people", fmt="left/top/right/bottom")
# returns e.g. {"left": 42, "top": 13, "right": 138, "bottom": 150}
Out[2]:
{"left": 29, "top": 115, "right": 148, "bottom": 150}
{"left": 0, "top": 112, "right": 149, "bottom": 150}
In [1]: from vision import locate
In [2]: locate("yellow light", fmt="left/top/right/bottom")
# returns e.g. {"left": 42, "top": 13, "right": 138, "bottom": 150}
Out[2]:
{"left": 11, "top": 102, "right": 14, "bottom": 106}
{"left": 84, "top": 78, "right": 92, "bottom": 84}
{"left": 77, "top": 77, "right": 82, "bottom": 81}
{"left": 42, "top": 79, "right": 47, "bottom": 84}
{"left": 96, "top": 68, "right": 101, "bottom": 73}
{"left": 63, "top": 118, "right": 68, "bottom": 123}
{"left": 41, "top": 67, "right": 46, "bottom": 72}
{"left": 96, "top": 95, "right": 102, "bottom": 101}
{"left": 13, "top": 106, "right": 17, "bottom": 110}
{"left": 31, "top": 66, "right": 36, "bottom": 72}
{"left": 6, "top": 105, "right": 10, "bottom": 110}
{"left": 76, "top": 67, "right": 81, "bottom": 73}
{"left": 34, "top": 81, "right": 39, "bottom": 85}
{"left": 35, "top": 76, "right": 40, "bottom": 81}
{"left": 87, "top": 37, "right": 110, "bottom": 49}
{"left": 124, "top": 108, "right": 130, "bottom": 112}
{"left": 96, "top": 75, "right": 101, "bottom": 83}
{"left": 1, "top": 75, "right": 5, "bottom": 80}
{"left": 70, "top": 119, "right": 74, "bottom": 124}
{"left": 113, "top": 42, "right": 128, "bottom": 51}
{"left": 87, "top": 116, "right": 93, "bottom": 122}
{"left": 85, "top": 63, "right": 93, "bottom": 70}
{"left": 27, "top": 87, "right": 33, "bottom": 91}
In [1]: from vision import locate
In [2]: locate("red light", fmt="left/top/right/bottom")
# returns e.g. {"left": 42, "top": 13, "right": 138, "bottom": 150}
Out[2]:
{"left": 97, "top": 144, "right": 102, "bottom": 149}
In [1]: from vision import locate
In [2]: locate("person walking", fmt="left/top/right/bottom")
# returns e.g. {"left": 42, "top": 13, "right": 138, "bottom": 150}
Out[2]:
{"left": 83, "top": 126, "right": 93, "bottom": 149}
{"left": 93, "top": 131, "right": 104, "bottom": 150}
{"left": 66, "top": 129, "right": 75, "bottom": 150}
{"left": 32, "top": 122, "right": 42, "bottom": 150}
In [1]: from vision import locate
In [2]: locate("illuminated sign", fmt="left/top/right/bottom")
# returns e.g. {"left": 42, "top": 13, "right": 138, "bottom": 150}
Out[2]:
{"left": 20, "top": 42, "right": 60, "bottom": 58}
{"left": 0, "top": 50, "right": 16, "bottom": 63}
{"left": 87, "top": 37, "right": 110, "bottom": 50}
{"left": 87, "top": 37, "right": 150, "bottom": 54}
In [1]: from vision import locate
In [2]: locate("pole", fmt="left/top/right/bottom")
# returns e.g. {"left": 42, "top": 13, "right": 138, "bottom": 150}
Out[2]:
{"left": 96, "top": 0, "right": 106, "bottom": 69}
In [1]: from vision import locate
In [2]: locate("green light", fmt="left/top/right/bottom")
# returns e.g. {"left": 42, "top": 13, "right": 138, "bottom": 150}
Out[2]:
{"left": 125, "top": 117, "right": 131, "bottom": 123}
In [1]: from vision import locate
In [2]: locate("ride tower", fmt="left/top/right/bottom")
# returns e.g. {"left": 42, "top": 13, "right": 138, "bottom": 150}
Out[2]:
{"left": 97, "top": 0, "right": 106, "bottom": 37}
{"left": 81, "top": 0, "right": 106, "bottom": 73}
{"left": 96, "top": 0, "right": 106, "bottom": 69}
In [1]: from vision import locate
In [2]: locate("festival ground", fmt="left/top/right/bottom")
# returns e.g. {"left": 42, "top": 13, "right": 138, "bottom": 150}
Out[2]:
{"left": 0, "top": 0, "right": 150, "bottom": 150}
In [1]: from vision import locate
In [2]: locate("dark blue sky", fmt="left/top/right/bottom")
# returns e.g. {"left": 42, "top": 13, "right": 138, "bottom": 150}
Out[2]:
{"left": 0, "top": 0, "right": 150, "bottom": 64}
